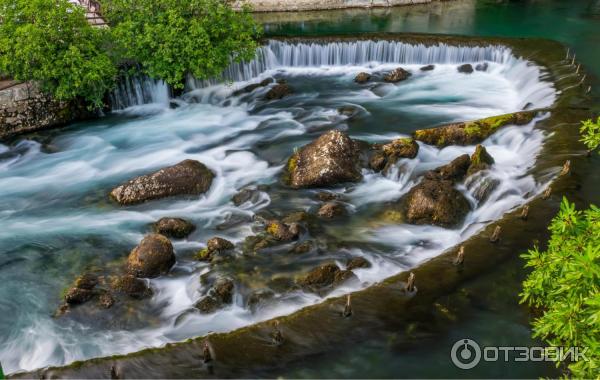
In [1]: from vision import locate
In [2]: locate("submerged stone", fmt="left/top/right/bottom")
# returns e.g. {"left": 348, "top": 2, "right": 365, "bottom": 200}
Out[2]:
{"left": 413, "top": 111, "right": 536, "bottom": 147}
{"left": 346, "top": 256, "right": 371, "bottom": 270}
{"left": 285, "top": 130, "right": 362, "bottom": 188}
{"left": 196, "top": 277, "right": 234, "bottom": 314}
{"left": 265, "top": 83, "right": 292, "bottom": 100}
{"left": 152, "top": 217, "right": 195, "bottom": 239}
{"left": 317, "top": 202, "right": 347, "bottom": 219}
{"left": 110, "top": 275, "right": 152, "bottom": 299}
{"left": 110, "top": 160, "right": 215, "bottom": 205}
{"left": 420, "top": 64, "right": 435, "bottom": 71}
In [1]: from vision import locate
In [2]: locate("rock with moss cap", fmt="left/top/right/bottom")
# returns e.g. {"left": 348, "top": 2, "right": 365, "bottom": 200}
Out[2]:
{"left": 371, "top": 137, "right": 419, "bottom": 173}
{"left": 266, "top": 220, "right": 300, "bottom": 241}
{"left": 63, "top": 273, "right": 98, "bottom": 305}
{"left": 413, "top": 111, "right": 536, "bottom": 148}
{"left": 110, "top": 160, "right": 215, "bottom": 205}
{"left": 286, "top": 130, "right": 362, "bottom": 188}
{"left": 127, "top": 234, "right": 175, "bottom": 278}
{"left": 152, "top": 217, "right": 195, "bottom": 239}
{"left": 383, "top": 67, "right": 411, "bottom": 83}
{"left": 195, "top": 237, "right": 234, "bottom": 261}
{"left": 467, "top": 144, "right": 495, "bottom": 176}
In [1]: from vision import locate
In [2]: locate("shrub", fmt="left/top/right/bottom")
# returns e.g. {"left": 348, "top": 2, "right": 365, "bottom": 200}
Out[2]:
{"left": 521, "top": 197, "right": 600, "bottom": 378}
{"left": 101, "top": 0, "right": 262, "bottom": 89}
{"left": 0, "top": 0, "right": 117, "bottom": 107}
{"left": 580, "top": 116, "right": 600, "bottom": 153}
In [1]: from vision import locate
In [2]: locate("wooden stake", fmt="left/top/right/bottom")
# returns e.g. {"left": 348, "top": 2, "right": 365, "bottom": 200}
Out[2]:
{"left": 520, "top": 205, "right": 529, "bottom": 221}
{"left": 542, "top": 186, "right": 552, "bottom": 200}
{"left": 560, "top": 160, "right": 571, "bottom": 176}
{"left": 343, "top": 294, "right": 352, "bottom": 317}
{"left": 272, "top": 320, "right": 283, "bottom": 346}
{"left": 453, "top": 246, "right": 465, "bottom": 266}
{"left": 202, "top": 341, "right": 212, "bottom": 363}
{"left": 405, "top": 272, "right": 416, "bottom": 292}
{"left": 490, "top": 225, "right": 501, "bottom": 243}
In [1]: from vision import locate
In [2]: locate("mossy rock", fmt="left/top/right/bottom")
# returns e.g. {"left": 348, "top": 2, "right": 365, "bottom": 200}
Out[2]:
{"left": 467, "top": 144, "right": 495, "bottom": 176}
{"left": 413, "top": 111, "right": 536, "bottom": 147}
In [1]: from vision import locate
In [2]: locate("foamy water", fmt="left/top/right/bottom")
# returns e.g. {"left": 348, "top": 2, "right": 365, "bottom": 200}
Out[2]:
{"left": 0, "top": 40, "right": 556, "bottom": 374}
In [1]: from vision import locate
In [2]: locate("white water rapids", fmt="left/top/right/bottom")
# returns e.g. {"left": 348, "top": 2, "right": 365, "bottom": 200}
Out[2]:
{"left": 0, "top": 39, "right": 556, "bottom": 374}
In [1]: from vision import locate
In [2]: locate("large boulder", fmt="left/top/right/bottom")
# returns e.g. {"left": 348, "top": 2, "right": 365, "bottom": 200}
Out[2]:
{"left": 152, "top": 217, "right": 195, "bottom": 239}
{"left": 402, "top": 179, "right": 471, "bottom": 227}
{"left": 127, "top": 234, "right": 175, "bottom": 278}
{"left": 110, "top": 160, "right": 215, "bottom": 205}
{"left": 383, "top": 68, "right": 411, "bottom": 83}
{"left": 413, "top": 111, "right": 536, "bottom": 148}
{"left": 286, "top": 130, "right": 362, "bottom": 188}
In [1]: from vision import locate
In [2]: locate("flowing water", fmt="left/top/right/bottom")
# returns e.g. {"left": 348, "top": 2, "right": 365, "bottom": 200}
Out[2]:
{"left": 0, "top": 38, "right": 560, "bottom": 374}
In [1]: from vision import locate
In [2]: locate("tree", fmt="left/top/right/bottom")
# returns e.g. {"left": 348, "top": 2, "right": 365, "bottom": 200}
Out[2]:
{"left": 0, "top": 0, "right": 117, "bottom": 107}
{"left": 101, "top": 0, "right": 262, "bottom": 89}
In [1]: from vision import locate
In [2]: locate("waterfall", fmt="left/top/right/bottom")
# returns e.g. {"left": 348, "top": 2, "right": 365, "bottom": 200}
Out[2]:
{"left": 110, "top": 39, "right": 524, "bottom": 109}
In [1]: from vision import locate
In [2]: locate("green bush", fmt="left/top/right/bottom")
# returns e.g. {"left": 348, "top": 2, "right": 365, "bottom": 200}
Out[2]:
{"left": 0, "top": 0, "right": 117, "bottom": 107}
{"left": 101, "top": 0, "right": 262, "bottom": 88}
{"left": 521, "top": 197, "right": 600, "bottom": 378}
{"left": 580, "top": 116, "right": 600, "bottom": 153}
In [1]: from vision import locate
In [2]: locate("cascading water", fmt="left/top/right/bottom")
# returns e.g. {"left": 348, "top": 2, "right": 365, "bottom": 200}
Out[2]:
{"left": 0, "top": 39, "right": 557, "bottom": 374}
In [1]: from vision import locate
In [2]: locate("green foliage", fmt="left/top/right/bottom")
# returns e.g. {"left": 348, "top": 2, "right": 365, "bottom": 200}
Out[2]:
{"left": 101, "top": 0, "right": 262, "bottom": 88}
{"left": 521, "top": 197, "right": 600, "bottom": 378}
{"left": 0, "top": 0, "right": 117, "bottom": 107}
{"left": 580, "top": 116, "right": 600, "bottom": 153}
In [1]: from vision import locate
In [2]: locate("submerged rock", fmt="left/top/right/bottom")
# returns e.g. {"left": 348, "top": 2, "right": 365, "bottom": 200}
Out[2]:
{"left": 413, "top": 111, "right": 536, "bottom": 147}
{"left": 64, "top": 273, "right": 98, "bottom": 305}
{"left": 420, "top": 64, "right": 435, "bottom": 71}
{"left": 475, "top": 62, "right": 488, "bottom": 72}
{"left": 346, "top": 256, "right": 371, "bottom": 270}
{"left": 232, "top": 187, "right": 261, "bottom": 206}
{"left": 196, "top": 237, "right": 234, "bottom": 261}
{"left": 110, "top": 275, "right": 152, "bottom": 299}
{"left": 110, "top": 160, "right": 215, "bottom": 205}
{"left": 467, "top": 144, "right": 495, "bottom": 176}
{"left": 196, "top": 277, "right": 234, "bottom": 314}
{"left": 457, "top": 64, "right": 474, "bottom": 73}
{"left": 317, "top": 202, "right": 346, "bottom": 219}
{"left": 152, "top": 217, "right": 195, "bottom": 239}
{"left": 265, "top": 83, "right": 292, "bottom": 100}
{"left": 266, "top": 220, "right": 300, "bottom": 241}
{"left": 383, "top": 67, "right": 411, "bottom": 83}
{"left": 337, "top": 105, "right": 359, "bottom": 117}
{"left": 354, "top": 72, "right": 371, "bottom": 84}
{"left": 402, "top": 179, "right": 471, "bottom": 227}
{"left": 285, "top": 130, "right": 362, "bottom": 188}
{"left": 299, "top": 263, "right": 358, "bottom": 292}
{"left": 232, "top": 78, "right": 274, "bottom": 96}
{"left": 127, "top": 234, "right": 175, "bottom": 278}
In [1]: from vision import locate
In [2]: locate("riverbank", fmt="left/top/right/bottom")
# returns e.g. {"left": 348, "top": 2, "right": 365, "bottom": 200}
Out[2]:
{"left": 235, "top": 0, "right": 441, "bottom": 12}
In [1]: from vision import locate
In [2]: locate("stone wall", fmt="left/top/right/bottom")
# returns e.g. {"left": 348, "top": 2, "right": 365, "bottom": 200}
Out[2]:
{"left": 0, "top": 82, "right": 94, "bottom": 140}
{"left": 234, "top": 0, "right": 433, "bottom": 12}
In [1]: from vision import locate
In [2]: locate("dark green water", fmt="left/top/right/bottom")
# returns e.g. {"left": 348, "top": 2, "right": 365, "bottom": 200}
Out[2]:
{"left": 253, "top": 0, "right": 600, "bottom": 377}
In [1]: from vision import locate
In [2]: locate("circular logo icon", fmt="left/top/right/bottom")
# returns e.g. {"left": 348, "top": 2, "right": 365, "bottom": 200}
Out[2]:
{"left": 451, "top": 338, "right": 482, "bottom": 370}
